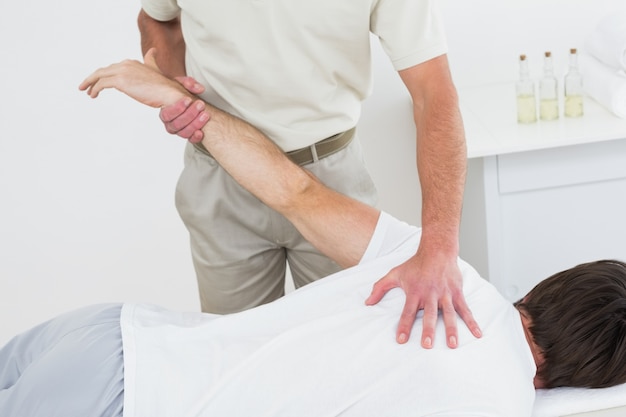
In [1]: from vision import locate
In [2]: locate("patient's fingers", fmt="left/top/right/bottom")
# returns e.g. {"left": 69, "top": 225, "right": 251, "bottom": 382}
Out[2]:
{"left": 78, "top": 71, "right": 115, "bottom": 98}
{"left": 79, "top": 58, "right": 184, "bottom": 109}
{"left": 78, "top": 68, "right": 106, "bottom": 95}
{"left": 79, "top": 61, "right": 140, "bottom": 98}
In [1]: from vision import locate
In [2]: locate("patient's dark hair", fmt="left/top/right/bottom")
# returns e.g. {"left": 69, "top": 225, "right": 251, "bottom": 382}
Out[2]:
{"left": 515, "top": 259, "right": 626, "bottom": 389}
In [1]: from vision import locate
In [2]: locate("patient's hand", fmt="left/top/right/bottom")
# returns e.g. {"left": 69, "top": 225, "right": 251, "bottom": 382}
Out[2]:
{"left": 79, "top": 48, "right": 189, "bottom": 109}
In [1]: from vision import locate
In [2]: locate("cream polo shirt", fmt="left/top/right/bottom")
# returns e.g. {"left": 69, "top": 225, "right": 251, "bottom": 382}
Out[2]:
{"left": 140, "top": 0, "right": 448, "bottom": 151}
{"left": 121, "top": 212, "right": 537, "bottom": 417}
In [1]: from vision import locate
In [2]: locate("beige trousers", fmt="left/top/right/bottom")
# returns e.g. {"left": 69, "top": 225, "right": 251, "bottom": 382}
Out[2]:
{"left": 175, "top": 135, "right": 378, "bottom": 313}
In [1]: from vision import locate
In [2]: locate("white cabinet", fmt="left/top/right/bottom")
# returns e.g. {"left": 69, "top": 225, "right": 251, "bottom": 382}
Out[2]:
{"left": 458, "top": 83, "right": 626, "bottom": 300}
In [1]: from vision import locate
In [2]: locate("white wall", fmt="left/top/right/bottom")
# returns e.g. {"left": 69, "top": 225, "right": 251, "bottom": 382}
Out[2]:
{"left": 0, "top": 0, "right": 621, "bottom": 344}
{"left": 0, "top": 1, "right": 198, "bottom": 344}
{"left": 362, "top": 0, "right": 625, "bottom": 224}
{"left": 440, "top": 0, "right": 625, "bottom": 87}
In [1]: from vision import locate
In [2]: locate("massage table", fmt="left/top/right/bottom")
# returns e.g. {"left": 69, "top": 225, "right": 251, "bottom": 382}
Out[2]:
{"left": 567, "top": 409, "right": 626, "bottom": 417}
{"left": 532, "top": 383, "right": 626, "bottom": 416}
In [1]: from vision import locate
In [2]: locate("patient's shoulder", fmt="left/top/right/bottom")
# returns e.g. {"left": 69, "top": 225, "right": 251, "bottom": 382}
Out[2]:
{"left": 359, "top": 211, "right": 420, "bottom": 264}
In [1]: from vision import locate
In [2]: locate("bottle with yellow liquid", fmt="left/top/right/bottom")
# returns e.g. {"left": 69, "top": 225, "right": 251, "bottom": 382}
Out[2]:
{"left": 516, "top": 54, "right": 537, "bottom": 123}
{"left": 539, "top": 51, "right": 559, "bottom": 121}
{"left": 564, "top": 48, "right": 584, "bottom": 118}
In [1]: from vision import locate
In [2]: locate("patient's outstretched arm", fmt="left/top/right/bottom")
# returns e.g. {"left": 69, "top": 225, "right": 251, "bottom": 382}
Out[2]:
{"left": 79, "top": 49, "right": 379, "bottom": 267}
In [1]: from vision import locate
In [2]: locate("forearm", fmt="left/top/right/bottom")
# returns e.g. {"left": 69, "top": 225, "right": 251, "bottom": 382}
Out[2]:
{"left": 198, "top": 106, "right": 378, "bottom": 267}
{"left": 368, "top": 56, "right": 480, "bottom": 347}
{"left": 81, "top": 55, "right": 378, "bottom": 266}
{"left": 138, "top": 9, "right": 186, "bottom": 79}
{"left": 399, "top": 55, "right": 466, "bottom": 256}
{"left": 201, "top": 107, "right": 308, "bottom": 212}
{"left": 414, "top": 85, "right": 466, "bottom": 255}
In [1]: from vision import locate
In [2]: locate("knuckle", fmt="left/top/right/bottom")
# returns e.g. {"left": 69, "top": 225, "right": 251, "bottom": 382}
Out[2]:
{"left": 442, "top": 304, "right": 456, "bottom": 315}
{"left": 171, "top": 118, "right": 187, "bottom": 131}
{"left": 192, "top": 118, "right": 207, "bottom": 130}
{"left": 400, "top": 310, "right": 415, "bottom": 321}
{"left": 422, "top": 308, "right": 438, "bottom": 321}
{"left": 179, "top": 128, "right": 194, "bottom": 139}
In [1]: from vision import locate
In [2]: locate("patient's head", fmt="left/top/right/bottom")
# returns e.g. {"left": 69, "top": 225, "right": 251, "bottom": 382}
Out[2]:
{"left": 515, "top": 259, "right": 626, "bottom": 389}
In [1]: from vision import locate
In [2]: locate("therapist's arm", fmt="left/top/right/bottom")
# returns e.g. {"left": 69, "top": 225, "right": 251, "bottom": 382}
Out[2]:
{"left": 137, "top": 9, "right": 186, "bottom": 80}
{"left": 365, "top": 55, "right": 481, "bottom": 348}
{"left": 138, "top": 9, "right": 207, "bottom": 142}
{"left": 79, "top": 50, "right": 378, "bottom": 268}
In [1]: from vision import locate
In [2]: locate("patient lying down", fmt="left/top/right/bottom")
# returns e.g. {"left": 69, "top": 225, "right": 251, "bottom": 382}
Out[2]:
{"left": 1, "top": 52, "right": 625, "bottom": 417}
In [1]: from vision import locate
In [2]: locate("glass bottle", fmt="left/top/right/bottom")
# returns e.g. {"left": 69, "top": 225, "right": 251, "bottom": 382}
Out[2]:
{"left": 539, "top": 51, "right": 559, "bottom": 121}
{"left": 516, "top": 54, "right": 537, "bottom": 123}
{"left": 564, "top": 48, "right": 584, "bottom": 118}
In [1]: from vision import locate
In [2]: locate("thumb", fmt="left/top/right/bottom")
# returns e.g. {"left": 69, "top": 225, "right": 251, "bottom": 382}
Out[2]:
{"left": 143, "top": 47, "right": 161, "bottom": 72}
{"left": 365, "top": 275, "right": 397, "bottom": 306}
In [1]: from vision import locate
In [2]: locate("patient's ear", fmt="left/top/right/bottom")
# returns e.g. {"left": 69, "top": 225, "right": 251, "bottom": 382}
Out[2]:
{"left": 534, "top": 374, "right": 546, "bottom": 389}
{"left": 519, "top": 310, "right": 546, "bottom": 389}
{"left": 529, "top": 342, "right": 547, "bottom": 389}
{"left": 529, "top": 339, "right": 546, "bottom": 389}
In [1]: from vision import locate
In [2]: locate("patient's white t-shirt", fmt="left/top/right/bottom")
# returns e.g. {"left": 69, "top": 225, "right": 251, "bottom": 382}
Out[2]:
{"left": 120, "top": 212, "right": 536, "bottom": 417}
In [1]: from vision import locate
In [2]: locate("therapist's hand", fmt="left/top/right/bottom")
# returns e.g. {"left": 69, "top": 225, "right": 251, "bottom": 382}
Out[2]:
{"left": 159, "top": 76, "right": 208, "bottom": 143}
{"left": 160, "top": 96, "right": 210, "bottom": 143}
{"left": 365, "top": 244, "right": 482, "bottom": 349}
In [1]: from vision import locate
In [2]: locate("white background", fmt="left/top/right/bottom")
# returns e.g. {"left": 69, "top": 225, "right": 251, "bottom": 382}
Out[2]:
{"left": 1, "top": 0, "right": 622, "bottom": 344}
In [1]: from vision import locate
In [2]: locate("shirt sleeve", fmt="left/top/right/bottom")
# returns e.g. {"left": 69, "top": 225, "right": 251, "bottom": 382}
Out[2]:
{"left": 141, "top": 0, "right": 180, "bottom": 22}
{"left": 358, "top": 212, "right": 421, "bottom": 265}
{"left": 370, "top": 0, "right": 448, "bottom": 71}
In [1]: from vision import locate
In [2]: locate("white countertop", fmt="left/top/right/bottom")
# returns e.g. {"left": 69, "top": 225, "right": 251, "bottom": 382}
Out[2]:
{"left": 459, "top": 82, "right": 626, "bottom": 158}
